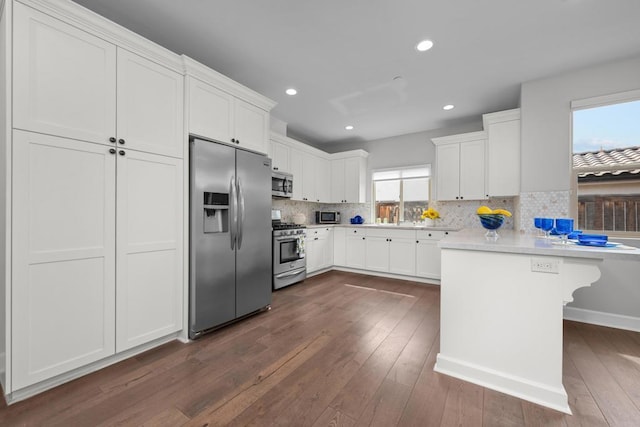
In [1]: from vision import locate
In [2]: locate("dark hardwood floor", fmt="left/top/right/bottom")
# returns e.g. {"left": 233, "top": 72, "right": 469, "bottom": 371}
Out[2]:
{"left": 2, "top": 271, "right": 640, "bottom": 426}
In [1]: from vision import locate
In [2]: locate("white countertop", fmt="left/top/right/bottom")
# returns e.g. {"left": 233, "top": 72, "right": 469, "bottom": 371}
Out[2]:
{"left": 305, "top": 223, "right": 459, "bottom": 232}
{"left": 439, "top": 229, "right": 640, "bottom": 261}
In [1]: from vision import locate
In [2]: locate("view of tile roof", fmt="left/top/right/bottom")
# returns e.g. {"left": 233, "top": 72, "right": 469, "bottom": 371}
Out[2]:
{"left": 573, "top": 146, "right": 640, "bottom": 178}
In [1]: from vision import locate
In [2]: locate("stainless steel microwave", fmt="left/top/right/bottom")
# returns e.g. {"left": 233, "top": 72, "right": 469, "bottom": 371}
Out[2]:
{"left": 315, "top": 211, "right": 340, "bottom": 224}
{"left": 272, "top": 171, "right": 293, "bottom": 198}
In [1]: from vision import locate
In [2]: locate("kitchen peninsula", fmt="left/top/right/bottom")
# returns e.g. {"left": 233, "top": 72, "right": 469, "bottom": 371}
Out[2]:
{"left": 435, "top": 229, "right": 640, "bottom": 414}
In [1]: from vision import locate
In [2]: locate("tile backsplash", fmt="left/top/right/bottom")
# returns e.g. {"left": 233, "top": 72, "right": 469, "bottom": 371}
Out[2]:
{"left": 273, "top": 197, "right": 519, "bottom": 230}
{"left": 430, "top": 198, "right": 517, "bottom": 230}
{"left": 271, "top": 199, "right": 371, "bottom": 224}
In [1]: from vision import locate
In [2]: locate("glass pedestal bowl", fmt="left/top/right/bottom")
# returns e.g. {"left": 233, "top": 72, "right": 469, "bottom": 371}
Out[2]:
{"left": 478, "top": 214, "right": 505, "bottom": 239}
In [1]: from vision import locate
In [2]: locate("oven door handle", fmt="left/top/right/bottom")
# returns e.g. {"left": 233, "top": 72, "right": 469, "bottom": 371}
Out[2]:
{"left": 275, "top": 235, "right": 303, "bottom": 241}
{"left": 275, "top": 269, "right": 306, "bottom": 279}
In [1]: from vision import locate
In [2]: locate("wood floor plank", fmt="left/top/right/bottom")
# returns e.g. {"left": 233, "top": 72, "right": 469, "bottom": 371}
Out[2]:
{"left": 564, "top": 321, "right": 640, "bottom": 425}
{"left": 439, "top": 380, "right": 484, "bottom": 427}
{"left": 397, "top": 331, "right": 452, "bottom": 427}
{"left": 312, "top": 407, "right": 357, "bottom": 427}
{"left": 482, "top": 389, "right": 526, "bottom": 427}
{"left": 354, "top": 378, "right": 412, "bottom": 427}
{"left": 2, "top": 272, "right": 639, "bottom": 426}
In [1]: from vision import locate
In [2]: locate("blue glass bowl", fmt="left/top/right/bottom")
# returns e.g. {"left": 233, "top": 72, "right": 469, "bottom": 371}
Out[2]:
{"left": 578, "top": 234, "right": 608, "bottom": 244}
{"left": 478, "top": 214, "right": 505, "bottom": 230}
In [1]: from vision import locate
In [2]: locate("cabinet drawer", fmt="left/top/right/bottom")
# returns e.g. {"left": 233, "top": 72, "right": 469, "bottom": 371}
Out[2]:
{"left": 366, "top": 228, "right": 416, "bottom": 240}
{"left": 416, "top": 230, "right": 452, "bottom": 240}
{"left": 344, "top": 227, "right": 365, "bottom": 236}
{"left": 306, "top": 227, "right": 332, "bottom": 239}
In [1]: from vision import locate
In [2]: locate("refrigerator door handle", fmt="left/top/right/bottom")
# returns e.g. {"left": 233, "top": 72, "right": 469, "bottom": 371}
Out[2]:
{"left": 237, "top": 177, "right": 245, "bottom": 250}
{"left": 230, "top": 175, "right": 237, "bottom": 250}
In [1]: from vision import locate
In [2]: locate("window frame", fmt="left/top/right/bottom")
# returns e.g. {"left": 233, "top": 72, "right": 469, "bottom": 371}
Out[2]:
{"left": 570, "top": 89, "right": 640, "bottom": 237}
{"left": 371, "top": 165, "right": 432, "bottom": 224}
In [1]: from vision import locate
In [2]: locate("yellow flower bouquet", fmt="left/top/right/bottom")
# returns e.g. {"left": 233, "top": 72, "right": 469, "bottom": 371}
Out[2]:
{"left": 421, "top": 207, "right": 440, "bottom": 220}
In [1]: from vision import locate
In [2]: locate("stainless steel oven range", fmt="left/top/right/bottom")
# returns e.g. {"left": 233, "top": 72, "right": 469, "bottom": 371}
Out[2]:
{"left": 272, "top": 221, "right": 306, "bottom": 290}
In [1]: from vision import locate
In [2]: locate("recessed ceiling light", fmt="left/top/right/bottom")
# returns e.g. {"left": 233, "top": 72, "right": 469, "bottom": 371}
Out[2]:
{"left": 416, "top": 39, "right": 434, "bottom": 52}
{"left": 285, "top": 88, "right": 297, "bottom": 96}
{"left": 443, "top": 104, "right": 455, "bottom": 111}
{"left": 345, "top": 125, "right": 354, "bottom": 130}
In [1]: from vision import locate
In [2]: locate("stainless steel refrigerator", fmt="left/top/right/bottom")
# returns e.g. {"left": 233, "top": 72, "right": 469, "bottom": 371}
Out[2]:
{"left": 189, "top": 136, "right": 272, "bottom": 339}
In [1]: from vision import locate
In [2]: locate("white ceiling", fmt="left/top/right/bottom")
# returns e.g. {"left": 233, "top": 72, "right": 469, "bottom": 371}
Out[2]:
{"left": 72, "top": 0, "right": 640, "bottom": 147}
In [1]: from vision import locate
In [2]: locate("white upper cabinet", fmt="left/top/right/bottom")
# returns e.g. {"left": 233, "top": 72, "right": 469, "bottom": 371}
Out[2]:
{"left": 483, "top": 109, "right": 521, "bottom": 197}
{"left": 330, "top": 152, "right": 368, "bottom": 203}
{"left": 13, "top": 2, "right": 116, "bottom": 145}
{"left": 116, "top": 48, "right": 184, "bottom": 158}
{"left": 13, "top": 3, "right": 184, "bottom": 158}
{"left": 11, "top": 130, "right": 116, "bottom": 389}
{"left": 184, "top": 58, "right": 276, "bottom": 155}
{"left": 188, "top": 77, "right": 269, "bottom": 154}
{"left": 234, "top": 98, "right": 270, "bottom": 154}
{"left": 270, "top": 139, "right": 290, "bottom": 172}
{"left": 315, "top": 158, "right": 331, "bottom": 203}
{"left": 433, "top": 131, "right": 487, "bottom": 201}
{"left": 188, "top": 77, "right": 234, "bottom": 143}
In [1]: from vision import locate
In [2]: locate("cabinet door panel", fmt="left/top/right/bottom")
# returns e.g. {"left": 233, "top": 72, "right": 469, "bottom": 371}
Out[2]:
{"left": 116, "top": 151, "right": 183, "bottom": 351}
{"left": 270, "top": 141, "right": 290, "bottom": 172}
{"left": 459, "top": 140, "right": 486, "bottom": 200}
{"left": 330, "top": 159, "right": 345, "bottom": 203}
{"left": 389, "top": 239, "right": 416, "bottom": 276}
{"left": 315, "top": 158, "right": 330, "bottom": 202}
{"left": 365, "top": 237, "right": 389, "bottom": 272}
{"left": 345, "top": 237, "right": 366, "bottom": 269}
{"left": 436, "top": 144, "right": 460, "bottom": 201}
{"left": 234, "top": 99, "right": 268, "bottom": 154}
{"left": 13, "top": 3, "right": 116, "bottom": 144}
{"left": 188, "top": 77, "right": 233, "bottom": 144}
{"left": 117, "top": 49, "right": 184, "bottom": 158}
{"left": 333, "top": 227, "right": 346, "bottom": 266}
{"left": 290, "top": 148, "right": 304, "bottom": 201}
{"left": 302, "top": 152, "right": 316, "bottom": 201}
{"left": 416, "top": 240, "right": 441, "bottom": 279}
{"left": 344, "top": 157, "right": 364, "bottom": 203}
{"left": 12, "top": 131, "right": 116, "bottom": 389}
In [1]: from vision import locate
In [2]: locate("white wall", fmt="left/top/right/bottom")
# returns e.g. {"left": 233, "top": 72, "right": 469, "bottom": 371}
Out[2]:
{"left": 521, "top": 55, "right": 640, "bottom": 193}
{"left": 520, "top": 55, "right": 640, "bottom": 326}
{"left": 0, "top": 0, "right": 9, "bottom": 387}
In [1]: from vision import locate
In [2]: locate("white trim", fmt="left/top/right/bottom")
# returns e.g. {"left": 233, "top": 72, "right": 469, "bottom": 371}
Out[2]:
{"left": 563, "top": 306, "right": 640, "bottom": 332}
{"left": 434, "top": 354, "right": 571, "bottom": 414}
{"left": 183, "top": 56, "right": 276, "bottom": 112}
{"left": 482, "top": 108, "right": 520, "bottom": 128}
{"left": 18, "top": 0, "right": 183, "bottom": 72}
{"left": 5, "top": 333, "right": 181, "bottom": 404}
{"left": 571, "top": 88, "right": 640, "bottom": 110}
{"left": 431, "top": 130, "right": 487, "bottom": 146}
{"left": 331, "top": 266, "right": 441, "bottom": 286}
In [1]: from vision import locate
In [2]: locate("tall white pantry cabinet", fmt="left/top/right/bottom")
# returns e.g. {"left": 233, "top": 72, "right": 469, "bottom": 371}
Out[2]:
{"left": 0, "top": 0, "right": 186, "bottom": 401}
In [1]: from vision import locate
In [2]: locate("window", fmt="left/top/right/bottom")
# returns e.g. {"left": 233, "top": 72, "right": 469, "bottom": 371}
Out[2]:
{"left": 372, "top": 166, "right": 430, "bottom": 224}
{"left": 571, "top": 91, "right": 640, "bottom": 235}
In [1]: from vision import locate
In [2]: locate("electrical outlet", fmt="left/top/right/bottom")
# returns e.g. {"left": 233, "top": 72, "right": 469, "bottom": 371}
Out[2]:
{"left": 531, "top": 258, "right": 560, "bottom": 274}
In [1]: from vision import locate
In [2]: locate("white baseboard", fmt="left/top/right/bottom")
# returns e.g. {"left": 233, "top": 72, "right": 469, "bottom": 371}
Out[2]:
{"left": 435, "top": 353, "right": 571, "bottom": 414}
{"left": 330, "top": 266, "right": 441, "bottom": 286}
{"left": 563, "top": 306, "right": 640, "bottom": 332}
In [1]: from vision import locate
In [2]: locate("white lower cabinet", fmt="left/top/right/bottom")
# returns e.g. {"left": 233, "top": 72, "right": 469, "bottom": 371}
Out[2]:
{"left": 306, "top": 228, "right": 333, "bottom": 273}
{"left": 365, "top": 229, "right": 416, "bottom": 276}
{"left": 345, "top": 228, "right": 366, "bottom": 269}
{"left": 12, "top": 131, "right": 117, "bottom": 389}
{"left": 333, "top": 227, "right": 346, "bottom": 266}
{"left": 416, "top": 230, "right": 451, "bottom": 279}
{"left": 115, "top": 150, "right": 183, "bottom": 352}
{"left": 11, "top": 130, "right": 183, "bottom": 389}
